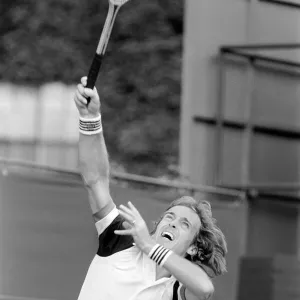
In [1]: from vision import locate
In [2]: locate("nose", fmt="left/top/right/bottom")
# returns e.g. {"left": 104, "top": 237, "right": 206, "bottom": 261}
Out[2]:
{"left": 169, "top": 220, "right": 177, "bottom": 228}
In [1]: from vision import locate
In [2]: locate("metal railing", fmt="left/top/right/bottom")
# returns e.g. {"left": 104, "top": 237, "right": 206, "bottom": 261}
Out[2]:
{"left": 0, "top": 296, "right": 54, "bottom": 300}
{"left": 0, "top": 157, "right": 246, "bottom": 200}
{"left": 259, "top": 0, "right": 300, "bottom": 9}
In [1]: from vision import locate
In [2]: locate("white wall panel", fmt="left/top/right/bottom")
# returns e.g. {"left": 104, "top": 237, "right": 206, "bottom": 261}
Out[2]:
{"left": 249, "top": 1, "right": 300, "bottom": 46}
{"left": 180, "top": 0, "right": 249, "bottom": 180}
{"left": 223, "top": 62, "right": 249, "bottom": 121}
{"left": 253, "top": 68, "right": 300, "bottom": 128}
{"left": 221, "top": 130, "right": 245, "bottom": 185}
{"left": 189, "top": 124, "right": 216, "bottom": 185}
{"left": 181, "top": 0, "right": 300, "bottom": 186}
{"left": 39, "top": 83, "right": 70, "bottom": 142}
{"left": 10, "top": 85, "right": 37, "bottom": 140}
{"left": 250, "top": 134, "right": 300, "bottom": 183}
{"left": 0, "top": 84, "right": 14, "bottom": 139}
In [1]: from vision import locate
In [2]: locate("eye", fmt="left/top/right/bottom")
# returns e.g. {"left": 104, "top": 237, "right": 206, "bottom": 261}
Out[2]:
{"left": 182, "top": 221, "right": 190, "bottom": 229}
{"left": 165, "top": 214, "right": 173, "bottom": 220}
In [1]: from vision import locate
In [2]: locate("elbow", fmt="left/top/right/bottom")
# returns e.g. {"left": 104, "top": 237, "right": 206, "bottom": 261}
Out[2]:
{"left": 79, "top": 161, "right": 109, "bottom": 186}
{"left": 198, "top": 280, "right": 214, "bottom": 300}
{"left": 205, "top": 282, "right": 214, "bottom": 299}
{"left": 185, "top": 280, "right": 214, "bottom": 300}
{"left": 81, "top": 173, "right": 109, "bottom": 189}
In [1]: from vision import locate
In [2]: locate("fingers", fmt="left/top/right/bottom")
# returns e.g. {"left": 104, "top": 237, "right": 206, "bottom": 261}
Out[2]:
{"left": 74, "top": 89, "right": 88, "bottom": 107}
{"left": 122, "top": 221, "right": 132, "bottom": 230}
{"left": 74, "top": 76, "right": 100, "bottom": 117}
{"left": 119, "top": 202, "right": 142, "bottom": 224}
{"left": 75, "top": 81, "right": 96, "bottom": 104}
{"left": 80, "top": 76, "right": 97, "bottom": 94}
{"left": 119, "top": 204, "right": 135, "bottom": 217}
{"left": 81, "top": 76, "right": 87, "bottom": 87}
{"left": 114, "top": 229, "right": 133, "bottom": 236}
{"left": 118, "top": 210, "right": 135, "bottom": 226}
{"left": 77, "top": 82, "right": 91, "bottom": 99}
{"left": 128, "top": 201, "right": 141, "bottom": 217}
{"left": 77, "top": 82, "right": 85, "bottom": 95}
{"left": 84, "top": 87, "right": 96, "bottom": 98}
{"left": 78, "top": 77, "right": 98, "bottom": 103}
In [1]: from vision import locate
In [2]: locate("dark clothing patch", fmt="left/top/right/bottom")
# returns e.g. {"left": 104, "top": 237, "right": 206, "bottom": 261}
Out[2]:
{"left": 97, "top": 214, "right": 134, "bottom": 257}
{"left": 172, "top": 280, "right": 180, "bottom": 300}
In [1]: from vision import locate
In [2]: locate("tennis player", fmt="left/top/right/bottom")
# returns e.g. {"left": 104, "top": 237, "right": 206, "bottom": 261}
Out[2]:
{"left": 74, "top": 76, "right": 227, "bottom": 300}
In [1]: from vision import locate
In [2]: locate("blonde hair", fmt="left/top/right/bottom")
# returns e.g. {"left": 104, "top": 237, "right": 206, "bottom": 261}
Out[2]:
{"left": 151, "top": 196, "right": 227, "bottom": 277}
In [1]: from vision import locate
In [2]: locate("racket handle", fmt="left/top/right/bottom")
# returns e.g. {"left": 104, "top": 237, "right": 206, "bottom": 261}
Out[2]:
{"left": 86, "top": 53, "right": 103, "bottom": 104}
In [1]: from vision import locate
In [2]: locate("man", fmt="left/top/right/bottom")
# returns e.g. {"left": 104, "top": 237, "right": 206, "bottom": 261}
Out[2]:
{"left": 74, "top": 76, "right": 227, "bottom": 300}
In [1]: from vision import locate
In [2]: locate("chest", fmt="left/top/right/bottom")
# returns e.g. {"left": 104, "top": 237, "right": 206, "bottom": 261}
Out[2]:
{"left": 110, "top": 249, "right": 176, "bottom": 299}
{"left": 83, "top": 248, "right": 177, "bottom": 300}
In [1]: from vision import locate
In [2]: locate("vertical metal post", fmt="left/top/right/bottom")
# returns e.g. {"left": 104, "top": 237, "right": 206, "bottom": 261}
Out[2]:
{"left": 5, "top": 95, "right": 12, "bottom": 160}
{"left": 241, "top": 59, "right": 255, "bottom": 185}
{"left": 214, "top": 52, "right": 226, "bottom": 185}
{"left": 297, "top": 210, "right": 300, "bottom": 259}
{"left": 5, "top": 135, "right": 11, "bottom": 160}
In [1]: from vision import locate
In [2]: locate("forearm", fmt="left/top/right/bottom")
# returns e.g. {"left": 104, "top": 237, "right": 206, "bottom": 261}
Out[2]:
{"left": 79, "top": 132, "right": 110, "bottom": 186}
{"left": 142, "top": 242, "right": 213, "bottom": 300}
{"left": 162, "top": 253, "right": 213, "bottom": 299}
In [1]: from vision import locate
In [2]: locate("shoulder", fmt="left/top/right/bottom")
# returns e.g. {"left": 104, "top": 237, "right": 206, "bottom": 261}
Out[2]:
{"left": 95, "top": 206, "right": 134, "bottom": 257}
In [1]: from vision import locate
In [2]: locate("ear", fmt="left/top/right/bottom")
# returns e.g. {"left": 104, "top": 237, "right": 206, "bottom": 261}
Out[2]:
{"left": 186, "top": 244, "right": 198, "bottom": 256}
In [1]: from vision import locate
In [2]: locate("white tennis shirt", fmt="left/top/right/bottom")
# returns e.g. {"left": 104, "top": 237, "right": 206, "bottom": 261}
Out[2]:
{"left": 77, "top": 207, "right": 186, "bottom": 300}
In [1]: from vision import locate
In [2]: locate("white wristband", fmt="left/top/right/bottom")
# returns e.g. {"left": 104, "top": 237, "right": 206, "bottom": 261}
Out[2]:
{"left": 159, "top": 250, "right": 173, "bottom": 267}
{"left": 148, "top": 244, "right": 160, "bottom": 258}
{"left": 148, "top": 244, "right": 173, "bottom": 267}
{"left": 79, "top": 114, "right": 103, "bottom": 135}
{"left": 79, "top": 114, "right": 101, "bottom": 122}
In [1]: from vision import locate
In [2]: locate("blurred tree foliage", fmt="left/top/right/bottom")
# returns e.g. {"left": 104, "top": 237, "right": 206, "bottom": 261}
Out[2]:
{"left": 0, "top": 0, "right": 184, "bottom": 177}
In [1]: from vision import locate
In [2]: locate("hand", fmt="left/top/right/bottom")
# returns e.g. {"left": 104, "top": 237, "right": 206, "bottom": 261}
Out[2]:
{"left": 114, "top": 201, "right": 156, "bottom": 254}
{"left": 74, "top": 76, "right": 101, "bottom": 118}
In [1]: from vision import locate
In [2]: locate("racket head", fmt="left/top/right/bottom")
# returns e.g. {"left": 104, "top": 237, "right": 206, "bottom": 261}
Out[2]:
{"left": 109, "top": 0, "right": 131, "bottom": 6}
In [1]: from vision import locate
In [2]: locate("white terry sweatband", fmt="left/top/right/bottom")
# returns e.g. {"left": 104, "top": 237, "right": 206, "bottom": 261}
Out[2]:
{"left": 79, "top": 114, "right": 102, "bottom": 135}
{"left": 148, "top": 244, "right": 173, "bottom": 267}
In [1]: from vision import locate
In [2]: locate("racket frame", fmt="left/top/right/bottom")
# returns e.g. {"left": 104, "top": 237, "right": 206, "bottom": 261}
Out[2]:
{"left": 86, "top": 2, "right": 123, "bottom": 95}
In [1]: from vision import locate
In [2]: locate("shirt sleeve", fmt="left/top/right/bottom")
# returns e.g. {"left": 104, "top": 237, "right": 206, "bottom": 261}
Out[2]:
{"left": 95, "top": 206, "right": 134, "bottom": 257}
{"left": 95, "top": 206, "right": 120, "bottom": 235}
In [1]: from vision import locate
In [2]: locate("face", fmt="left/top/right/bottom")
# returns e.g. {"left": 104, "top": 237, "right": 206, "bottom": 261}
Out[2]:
{"left": 152, "top": 205, "right": 201, "bottom": 257}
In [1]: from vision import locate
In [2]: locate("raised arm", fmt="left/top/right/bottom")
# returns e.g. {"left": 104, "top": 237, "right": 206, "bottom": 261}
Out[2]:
{"left": 74, "top": 77, "right": 115, "bottom": 222}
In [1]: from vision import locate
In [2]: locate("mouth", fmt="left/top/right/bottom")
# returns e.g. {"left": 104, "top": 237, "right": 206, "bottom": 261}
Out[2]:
{"left": 161, "top": 231, "right": 175, "bottom": 241}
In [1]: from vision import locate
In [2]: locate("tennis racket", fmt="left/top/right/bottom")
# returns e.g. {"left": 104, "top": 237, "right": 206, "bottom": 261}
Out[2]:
{"left": 86, "top": 0, "right": 132, "bottom": 103}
